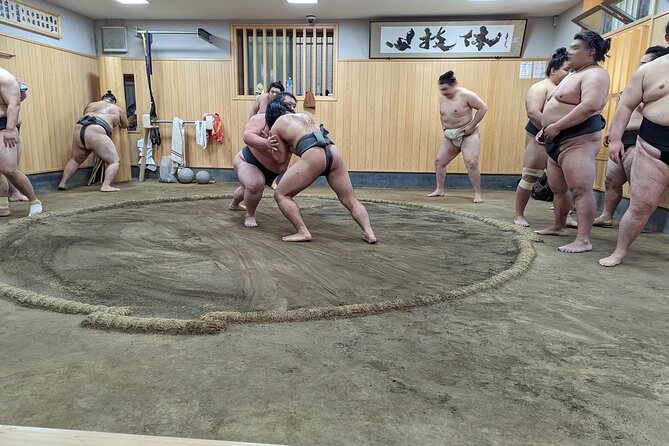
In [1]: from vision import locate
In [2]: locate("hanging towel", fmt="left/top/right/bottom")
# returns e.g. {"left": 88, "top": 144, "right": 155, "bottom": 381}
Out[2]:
{"left": 204, "top": 113, "right": 224, "bottom": 144}
{"left": 137, "top": 138, "right": 157, "bottom": 171}
{"left": 304, "top": 91, "right": 316, "bottom": 109}
{"left": 170, "top": 117, "right": 185, "bottom": 165}
{"left": 195, "top": 120, "right": 207, "bottom": 150}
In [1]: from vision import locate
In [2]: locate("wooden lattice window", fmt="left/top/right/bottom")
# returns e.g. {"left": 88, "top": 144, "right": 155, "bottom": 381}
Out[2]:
{"left": 233, "top": 24, "right": 337, "bottom": 97}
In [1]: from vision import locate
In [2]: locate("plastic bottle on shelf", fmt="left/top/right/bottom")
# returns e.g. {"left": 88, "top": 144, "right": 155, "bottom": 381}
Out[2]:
{"left": 286, "top": 77, "right": 293, "bottom": 94}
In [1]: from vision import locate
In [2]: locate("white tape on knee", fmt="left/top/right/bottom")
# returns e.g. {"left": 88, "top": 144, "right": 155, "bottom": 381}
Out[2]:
{"left": 521, "top": 168, "right": 544, "bottom": 178}
{"left": 519, "top": 179, "right": 535, "bottom": 191}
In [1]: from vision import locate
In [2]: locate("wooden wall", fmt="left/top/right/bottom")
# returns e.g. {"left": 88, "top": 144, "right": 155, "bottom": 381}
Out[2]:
{"left": 0, "top": 34, "right": 99, "bottom": 174}
{"left": 122, "top": 58, "right": 540, "bottom": 175}
{"left": 583, "top": 0, "right": 603, "bottom": 11}
{"left": 3, "top": 19, "right": 668, "bottom": 211}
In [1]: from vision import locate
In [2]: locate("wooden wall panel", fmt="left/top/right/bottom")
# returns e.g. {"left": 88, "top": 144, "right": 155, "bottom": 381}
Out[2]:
{"left": 583, "top": 0, "right": 602, "bottom": 11}
{"left": 120, "top": 57, "right": 539, "bottom": 176}
{"left": 123, "top": 58, "right": 241, "bottom": 170}
{"left": 650, "top": 10, "right": 669, "bottom": 45}
{"left": 0, "top": 34, "right": 99, "bottom": 174}
{"left": 650, "top": 12, "right": 669, "bottom": 208}
{"left": 98, "top": 56, "right": 131, "bottom": 182}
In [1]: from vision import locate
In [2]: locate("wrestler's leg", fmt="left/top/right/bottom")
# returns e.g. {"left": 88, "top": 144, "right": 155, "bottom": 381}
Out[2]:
{"left": 58, "top": 125, "right": 90, "bottom": 190}
{"left": 326, "top": 147, "right": 376, "bottom": 244}
{"left": 428, "top": 138, "right": 460, "bottom": 197}
{"left": 0, "top": 174, "right": 9, "bottom": 216}
{"left": 88, "top": 129, "right": 121, "bottom": 192}
{"left": 593, "top": 157, "right": 626, "bottom": 227}
{"left": 556, "top": 140, "right": 600, "bottom": 253}
{"left": 515, "top": 134, "right": 547, "bottom": 226}
{"left": 535, "top": 158, "right": 569, "bottom": 236}
{"left": 0, "top": 130, "right": 40, "bottom": 215}
{"left": 230, "top": 152, "right": 248, "bottom": 211}
{"left": 8, "top": 139, "right": 27, "bottom": 201}
{"left": 274, "top": 155, "right": 323, "bottom": 242}
{"left": 600, "top": 144, "right": 669, "bottom": 266}
{"left": 460, "top": 129, "right": 483, "bottom": 203}
{"left": 231, "top": 152, "right": 266, "bottom": 227}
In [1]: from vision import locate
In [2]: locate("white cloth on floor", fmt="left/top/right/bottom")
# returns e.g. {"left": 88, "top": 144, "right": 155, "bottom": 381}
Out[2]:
{"left": 137, "top": 138, "right": 157, "bottom": 172}
{"left": 170, "top": 117, "right": 185, "bottom": 165}
{"left": 195, "top": 120, "right": 207, "bottom": 150}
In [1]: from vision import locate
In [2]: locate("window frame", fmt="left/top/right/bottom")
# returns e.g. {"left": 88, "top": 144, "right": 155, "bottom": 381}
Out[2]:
{"left": 572, "top": 0, "right": 656, "bottom": 35}
{"left": 231, "top": 23, "right": 338, "bottom": 101}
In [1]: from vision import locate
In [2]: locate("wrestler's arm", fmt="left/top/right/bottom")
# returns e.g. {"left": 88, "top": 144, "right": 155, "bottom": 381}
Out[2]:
{"left": 551, "top": 70, "right": 610, "bottom": 133}
{"left": 243, "top": 114, "right": 275, "bottom": 151}
{"left": 607, "top": 69, "right": 644, "bottom": 164}
{"left": 269, "top": 118, "right": 292, "bottom": 164}
{"left": 525, "top": 84, "right": 545, "bottom": 130}
{"left": 118, "top": 105, "right": 129, "bottom": 129}
{"left": 0, "top": 72, "right": 21, "bottom": 148}
{"left": 248, "top": 95, "right": 262, "bottom": 120}
{"left": 464, "top": 91, "right": 488, "bottom": 134}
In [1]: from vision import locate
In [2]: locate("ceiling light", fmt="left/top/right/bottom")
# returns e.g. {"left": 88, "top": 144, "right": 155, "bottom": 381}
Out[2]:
{"left": 116, "top": 0, "right": 150, "bottom": 4}
{"left": 287, "top": 0, "right": 318, "bottom": 4}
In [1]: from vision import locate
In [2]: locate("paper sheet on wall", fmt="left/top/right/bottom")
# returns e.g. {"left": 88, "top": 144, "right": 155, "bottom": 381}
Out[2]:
{"left": 519, "top": 61, "right": 533, "bottom": 79}
{"left": 533, "top": 61, "right": 547, "bottom": 79}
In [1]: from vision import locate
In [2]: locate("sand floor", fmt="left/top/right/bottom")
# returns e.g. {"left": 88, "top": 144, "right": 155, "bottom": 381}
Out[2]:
{"left": 0, "top": 181, "right": 667, "bottom": 445}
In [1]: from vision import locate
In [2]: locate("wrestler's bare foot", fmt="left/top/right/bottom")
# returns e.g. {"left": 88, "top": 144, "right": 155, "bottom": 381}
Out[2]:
{"left": 599, "top": 252, "right": 624, "bottom": 267}
{"left": 100, "top": 185, "right": 120, "bottom": 192}
{"left": 8, "top": 192, "right": 28, "bottom": 202}
{"left": 28, "top": 200, "right": 42, "bottom": 217}
{"left": 57, "top": 185, "right": 68, "bottom": 191}
{"left": 229, "top": 202, "right": 247, "bottom": 211}
{"left": 363, "top": 231, "right": 377, "bottom": 244}
{"left": 282, "top": 232, "right": 312, "bottom": 242}
{"left": 566, "top": 216, "right": 578, "bottom": 228}
{"left": 244, "top": 216, "right": 258, "bottom": 228}
{"left": 427, "top": 189, "right": 444, "bottom": 197}
{"left": 558, "top": 240, "right": 592, "bottom": 253}
{"left": 0, "top": 209, "right": 10, "bottom": 217}
{"left": 473, "top": 193, "right": 483, "bottom": 203}
{"left": 593, "top": 215, "right": 613, "bottom": 227}
{"left": 514, "top": 216, "right": 530, "bottom": 227}
{"left": 535, "top": 225, "right": 568, "bottom": 236}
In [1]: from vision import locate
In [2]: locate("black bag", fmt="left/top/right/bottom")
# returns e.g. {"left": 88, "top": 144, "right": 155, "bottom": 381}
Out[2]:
{"left": 531, "top": 172, "right": 553, "bottom": 202}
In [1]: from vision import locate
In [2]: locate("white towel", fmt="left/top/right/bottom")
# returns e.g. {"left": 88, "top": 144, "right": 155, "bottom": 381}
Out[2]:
{"left": 195, "top": 120, "right": 207, "bottom": 150}
{"left": 137, "top": 138, "right": 157, "bottom": 172}
{"left": 170, "top": 117, "right": 185, "bottom": 165}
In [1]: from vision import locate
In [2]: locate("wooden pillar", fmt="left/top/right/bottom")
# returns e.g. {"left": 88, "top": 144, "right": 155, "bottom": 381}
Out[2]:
{"left": 97, "top": 56, "right": 131, "bottom": 183}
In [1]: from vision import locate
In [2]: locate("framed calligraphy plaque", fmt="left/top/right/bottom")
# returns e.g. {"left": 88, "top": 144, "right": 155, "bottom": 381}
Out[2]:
{"left": 370, "top": 20, "right": 527, "bottom": 59}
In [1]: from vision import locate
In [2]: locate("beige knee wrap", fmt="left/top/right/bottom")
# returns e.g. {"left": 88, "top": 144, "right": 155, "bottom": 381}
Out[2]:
{"left": 519, "top": 168, "right": 544, "bottom": 191}
{"left": 518, "top": 179, "right": 535, "bottom": 190}
{"left": 522, "top": 168, "right": 544, "bottom": 178}
{"left": 0, "top": 197, "right": 8, "bottom": 209}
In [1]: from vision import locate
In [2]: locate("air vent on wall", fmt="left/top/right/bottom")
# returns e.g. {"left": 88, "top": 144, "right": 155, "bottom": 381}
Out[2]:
{"left": 101, "top": 26, "right": 128, "bottom": 53}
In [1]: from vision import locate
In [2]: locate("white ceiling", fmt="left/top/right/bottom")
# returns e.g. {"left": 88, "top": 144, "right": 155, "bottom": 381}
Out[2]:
{"left": 49, "top": 0, "right": 581, "bottom": 21}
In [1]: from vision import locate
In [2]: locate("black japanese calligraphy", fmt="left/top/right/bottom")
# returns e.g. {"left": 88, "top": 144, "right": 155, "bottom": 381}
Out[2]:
{"left": 433, "top": 27, "right": 456, "bottom": 52}
{"left": 385, "top": 28, "right": 416, "bottom": 51}
{"left": 419, "top": 27, "right": 434, "bottom": 50}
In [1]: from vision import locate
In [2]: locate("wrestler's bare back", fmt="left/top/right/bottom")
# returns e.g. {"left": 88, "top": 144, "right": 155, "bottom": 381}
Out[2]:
{"left": 82, "top": 100, "right": 124, "bottom": 128}
{"left": 271, "top": 113, "right": 321, "bottom": 155}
